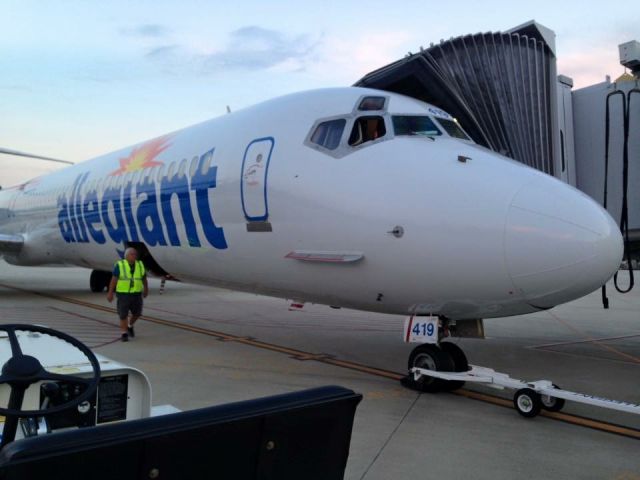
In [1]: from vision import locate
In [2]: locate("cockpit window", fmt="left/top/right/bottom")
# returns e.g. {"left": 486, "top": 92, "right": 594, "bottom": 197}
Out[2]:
{"left": 435, "top": 118, "right": 470, "bottom": 140}
{"left": 392, "top": 116, "right": 442, "bottom": 137}
{"left": 349, "top": 116, "right": 386, "bottom": 146}
{"left": 310, "top": 118, "right": 346, "bottom": 150}
{"left": 358, "top": 96, "right": 386, "bottom": 111}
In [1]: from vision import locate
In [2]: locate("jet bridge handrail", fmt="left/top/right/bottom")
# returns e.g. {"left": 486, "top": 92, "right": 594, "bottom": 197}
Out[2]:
{"left": 616, "top": 87, "right": 639, "bottom": 293}
{"left": 601, "top": 86, "right": 636, "bottom": 308}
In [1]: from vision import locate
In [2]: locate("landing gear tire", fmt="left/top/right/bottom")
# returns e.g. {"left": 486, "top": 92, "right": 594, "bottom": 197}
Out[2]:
{"left": 514, "top": 388, "right": 542, "bottom": 418}
{"left": 90, "top": 270, "right": 111, "bottom": 293}
{"left": 407, "top": 344, "right": 455, "bottom": 393}
{"left": 541, "top": 384, "right": 565, "bottom": 412}
{"left": 439, "top": 342, "right": 469, "bottom": 392}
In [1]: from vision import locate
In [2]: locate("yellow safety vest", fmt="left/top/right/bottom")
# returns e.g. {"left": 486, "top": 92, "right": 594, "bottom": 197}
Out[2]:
{"left": 115, "top": 259, "right": 145, "bottom": 294}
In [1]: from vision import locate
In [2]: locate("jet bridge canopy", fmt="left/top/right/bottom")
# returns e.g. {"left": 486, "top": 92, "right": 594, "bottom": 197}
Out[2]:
{"left": 356, "top": 20, "right": 559, "bottom": 177}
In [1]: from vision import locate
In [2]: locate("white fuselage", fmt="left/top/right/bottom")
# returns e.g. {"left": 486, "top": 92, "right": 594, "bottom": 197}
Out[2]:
{"left": 0, "top": 87, "right": 623, "bottom": 319}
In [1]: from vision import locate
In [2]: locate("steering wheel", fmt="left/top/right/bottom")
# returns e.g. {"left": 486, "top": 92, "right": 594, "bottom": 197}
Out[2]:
{"left": 0, "top": 324, "right": 101, "bottom": 447}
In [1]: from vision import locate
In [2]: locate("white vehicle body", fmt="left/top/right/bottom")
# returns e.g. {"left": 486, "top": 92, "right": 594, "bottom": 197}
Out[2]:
{"left": 0, "top": 87, "right": 623, "bottom": 321}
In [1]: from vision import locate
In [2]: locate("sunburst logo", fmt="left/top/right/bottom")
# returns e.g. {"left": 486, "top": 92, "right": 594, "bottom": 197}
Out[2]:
{"left": 109, "top": 135, "right": 171, "bottom": 176}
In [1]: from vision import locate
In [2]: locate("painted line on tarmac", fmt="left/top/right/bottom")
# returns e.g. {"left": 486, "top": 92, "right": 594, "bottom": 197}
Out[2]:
{"left": 546, "top": 311, "right": 640, "bottom": 364}
{"left": 1, "top": 283, "right": 639, "bottom": 440}
{"left": 456, "top": 390, "right": 640, "bottom": 440}
{"left": 530, "top": 333, "right": 640, "bottom": 349}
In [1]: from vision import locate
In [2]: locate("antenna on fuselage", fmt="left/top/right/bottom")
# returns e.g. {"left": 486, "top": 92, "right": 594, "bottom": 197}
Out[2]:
{"left": 226, "top": 106, "right": 231, "bottom": 114}
{"left": 0, "top": 147, "right": 74, "bottom": 165}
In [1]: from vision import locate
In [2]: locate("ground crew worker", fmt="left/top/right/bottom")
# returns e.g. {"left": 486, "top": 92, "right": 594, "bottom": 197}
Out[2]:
{"left": 107, "top": 247, "right": 149, "bottom": 342}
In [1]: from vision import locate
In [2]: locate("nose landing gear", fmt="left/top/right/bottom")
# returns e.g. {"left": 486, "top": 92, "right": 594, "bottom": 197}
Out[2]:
{"left": 405, "top": 344, "right": 455, "bottom": 393}
{"left": 402, "top": 318, "right": 471, "bottom": 393}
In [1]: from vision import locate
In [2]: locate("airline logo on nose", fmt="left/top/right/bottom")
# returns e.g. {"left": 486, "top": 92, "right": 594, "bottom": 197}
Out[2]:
{"left": 57, "top": 138, "right": 227, "bottom": 250}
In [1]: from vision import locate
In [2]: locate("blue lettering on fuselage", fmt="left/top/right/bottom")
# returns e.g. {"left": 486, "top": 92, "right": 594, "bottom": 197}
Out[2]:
{"left": 57, "top": 147, "right": 227, "bottom": 249}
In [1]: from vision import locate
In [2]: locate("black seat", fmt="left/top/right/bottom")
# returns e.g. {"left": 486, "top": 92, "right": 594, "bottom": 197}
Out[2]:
{"left": 0, "top": 385, "right": 362, "bottom": 480}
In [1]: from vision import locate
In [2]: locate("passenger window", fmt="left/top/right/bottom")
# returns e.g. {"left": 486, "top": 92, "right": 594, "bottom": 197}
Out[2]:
{"left": 349, "top": 116, "right": 386, "bottom": 147}
{"left": 310, "top": 119, "right": 346, "bottom": 150}
{"left": 358, "top": 96, "right": 386, "bottom": 111}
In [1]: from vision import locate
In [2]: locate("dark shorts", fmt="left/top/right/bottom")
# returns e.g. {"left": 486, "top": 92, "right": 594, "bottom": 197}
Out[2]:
{"left": 116, "top": 293, "right": 143, "bottom": 319}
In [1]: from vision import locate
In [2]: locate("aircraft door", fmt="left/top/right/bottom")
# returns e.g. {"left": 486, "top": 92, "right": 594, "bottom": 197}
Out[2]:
{"left": 241, "top": 137, "right": 274, "bottom": 222}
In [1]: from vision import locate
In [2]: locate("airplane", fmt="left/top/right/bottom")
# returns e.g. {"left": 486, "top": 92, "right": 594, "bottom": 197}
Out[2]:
{"left": 0, "top": 87, "right": 624, "bottom": 392}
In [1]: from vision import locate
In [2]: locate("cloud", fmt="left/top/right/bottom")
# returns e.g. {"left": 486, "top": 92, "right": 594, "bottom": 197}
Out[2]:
{"left": 202, "top": 26, "right": 318, "bottom": 71}
{"left": 144, "top": 26, "right": 320, "bottom": 74}
{"left": 0, "top": 84, "right": 31, "bottom": 92}
{"left": 558, "top": 46, "right": 627, "bottom": 89}
{"left": 306, "top": 31, "right": 412, "bottom": 83}
{"left": 137, "top": 25, "right": 413, "bottom": 86}
{"left": 120, "top": 24, "right": 170, "bottom": 38}
{"left": 555, "top": 22, "right": 637, "bottom": 89}
{"left": 145, "top": 44, "right": 180, "bottom": 59}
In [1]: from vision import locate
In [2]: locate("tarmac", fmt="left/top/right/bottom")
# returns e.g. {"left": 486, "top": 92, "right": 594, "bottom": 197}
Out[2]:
{"left": 0, "top": 260, "right": 639, "bottom": 479}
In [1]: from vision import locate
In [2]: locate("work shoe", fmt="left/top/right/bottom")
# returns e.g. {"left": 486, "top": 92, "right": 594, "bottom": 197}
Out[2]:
{"left": 121, "top": 333, "right": 129, "bottom": 342}
{"left": 128, "top": 326, "right": 135, "bottom": 338}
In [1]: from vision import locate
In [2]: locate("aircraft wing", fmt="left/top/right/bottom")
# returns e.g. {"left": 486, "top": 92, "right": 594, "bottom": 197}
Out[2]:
{"left": 0, "top": 147, "right": 72, "bottom": 165}
{"left": 0, "top": 233, "right": 23, "bottom": 255}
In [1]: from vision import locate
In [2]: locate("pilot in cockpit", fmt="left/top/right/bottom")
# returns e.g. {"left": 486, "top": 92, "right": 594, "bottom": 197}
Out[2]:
{"left": 365, "top": 118, "right": 380, "bottom": 141}
{"left": 350, "top": 116, "right": 384, "bottom": 146}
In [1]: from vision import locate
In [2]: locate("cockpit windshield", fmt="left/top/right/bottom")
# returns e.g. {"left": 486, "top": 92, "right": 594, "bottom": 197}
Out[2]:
{"left": 310, "top": 118, "right": 346, "bottom": 150}
{"left": 392, "top": 116, "right": 442, "bottom": 137}
{"left": 305, "top": 96, "right": 472, "bottom": 158}
{"left": 434, "top": 118, "right": 471, "bottom": 140}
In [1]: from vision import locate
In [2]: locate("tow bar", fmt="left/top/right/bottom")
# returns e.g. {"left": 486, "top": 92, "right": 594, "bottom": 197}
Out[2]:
{"left": 411, "top": 365, "right": 640, "bottom": 418}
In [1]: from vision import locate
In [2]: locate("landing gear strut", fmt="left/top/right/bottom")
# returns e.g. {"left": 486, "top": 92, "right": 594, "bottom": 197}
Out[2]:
{"left": 89, "top": 270, "right": 111, "bottom": 293}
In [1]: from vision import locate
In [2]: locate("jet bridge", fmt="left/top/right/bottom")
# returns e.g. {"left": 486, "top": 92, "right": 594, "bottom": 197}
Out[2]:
{"left": 356, "top": 21, "right": 563, "bottom": 180}
{"left": 357, "top": 21, "right": 639, "bottom": 267}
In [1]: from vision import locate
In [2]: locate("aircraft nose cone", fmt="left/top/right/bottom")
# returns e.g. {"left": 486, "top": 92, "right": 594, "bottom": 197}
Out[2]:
{"left": 505, "top": 177, "right": 623, "bottom": 308}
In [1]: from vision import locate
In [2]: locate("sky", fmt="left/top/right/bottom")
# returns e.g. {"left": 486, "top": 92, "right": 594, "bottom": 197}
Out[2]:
{"left": 1, "top": 0, "right": 638, "bottom": 186}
